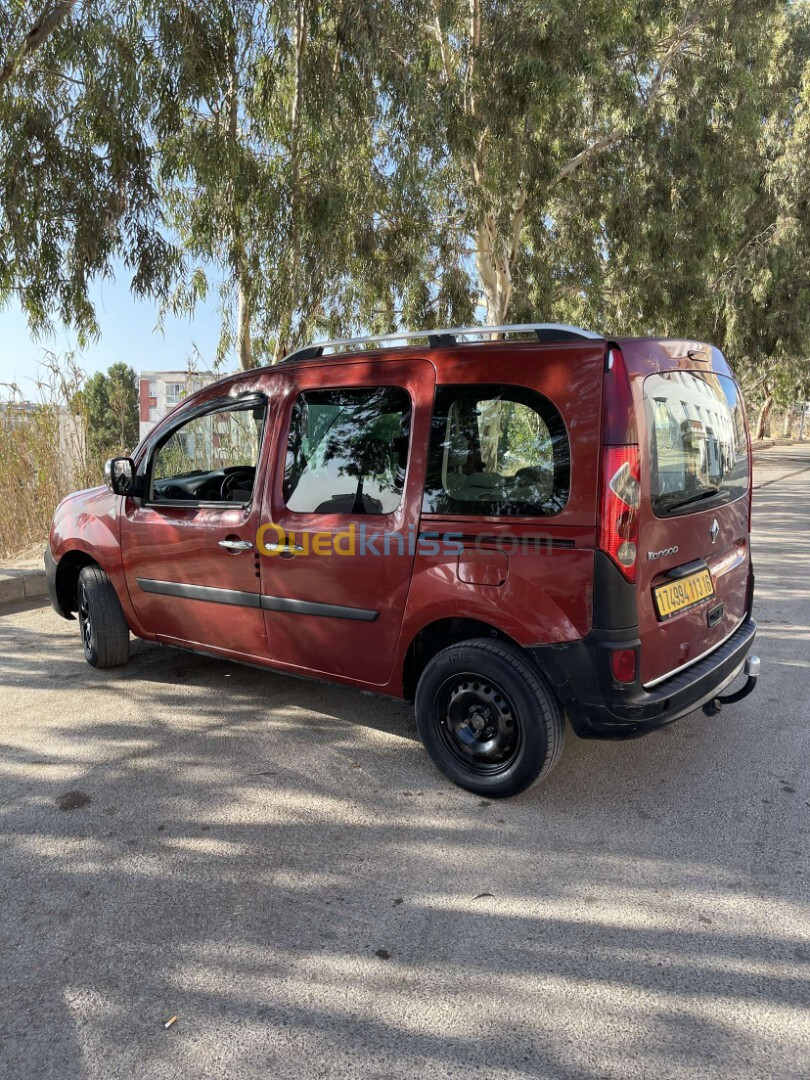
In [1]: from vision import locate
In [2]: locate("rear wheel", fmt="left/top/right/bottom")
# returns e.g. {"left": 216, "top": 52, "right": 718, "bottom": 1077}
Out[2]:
{"left": 77, "top": 565, "right": 130, "bottom": 669}
{"left": 414, "top": 639, "right": 564, "bottom": 798}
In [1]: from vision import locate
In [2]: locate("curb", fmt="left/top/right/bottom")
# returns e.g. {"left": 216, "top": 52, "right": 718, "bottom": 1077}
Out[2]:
{"left": 0, "top": 568, "right": 47, "bottom": 608}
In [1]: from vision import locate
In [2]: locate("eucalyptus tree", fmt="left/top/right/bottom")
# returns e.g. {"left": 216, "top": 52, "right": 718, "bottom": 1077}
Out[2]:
{"left": 373, "top": 0, "right": 787, "bottom": 330}
{"left": 3, "top": 0, "right": 807, "bottom": 394}
{"left": 152, "top": 1, "right": 402, "bottom": 367}
{"left": 0, "top": 1, "right": 394, "bottom": 368}
{"left": 532, "top": 0, "right": 810, "bottom": 435}
{"left": 0, "top": 1, "right": 179, "bottom": 342}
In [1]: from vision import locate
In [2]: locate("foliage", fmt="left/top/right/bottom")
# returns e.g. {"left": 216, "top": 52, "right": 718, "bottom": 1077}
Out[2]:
{"left": 151, "top": 1, "right": 396, "bottom": 366}
{"left": 0, "top": 0, "right": 809, "bottom": 401}
{"left": 81, "top": 361, "right": 139, "bottom": 457}
{"left": 512, "top": 1, "right": 810, "bottom": 422}
{"left": 0, "top": 1, "right": 180, "bottom": 343}
{"left": 0, "top": 352, "right": 95, "bottom": 557}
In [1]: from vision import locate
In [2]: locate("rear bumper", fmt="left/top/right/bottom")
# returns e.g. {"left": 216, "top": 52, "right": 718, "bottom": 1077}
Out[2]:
{"left": 530, "top": 617, "right": 758, "bottom": 739}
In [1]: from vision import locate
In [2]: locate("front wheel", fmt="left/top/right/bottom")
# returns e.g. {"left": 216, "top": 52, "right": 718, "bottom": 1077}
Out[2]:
{"left": 77, "top": 565, "right": 130, "bottom": 669}
{"left": 414, "top": 639, "right": 564, "bottom": 798}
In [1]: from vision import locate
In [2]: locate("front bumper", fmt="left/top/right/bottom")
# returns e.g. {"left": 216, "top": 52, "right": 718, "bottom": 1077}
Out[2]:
{"left": 530, "top": 617, "right": 758, "bottom": 739}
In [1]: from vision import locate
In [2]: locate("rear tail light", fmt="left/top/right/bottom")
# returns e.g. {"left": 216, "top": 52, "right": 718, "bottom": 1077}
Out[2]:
{"left": 599, "top": 347, "right": 640, "bottom": 583}
{"left": 602, "top": 348, "right": 637, "bottom": 444}
{"left": 599, "top": 445, "right": 640, "bottom": 582}
{"left": 610, "top": 648, "right": 637, "bottom": 684}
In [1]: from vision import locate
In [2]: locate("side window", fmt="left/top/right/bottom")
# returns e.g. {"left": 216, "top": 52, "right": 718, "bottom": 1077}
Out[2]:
{"left": 422, "top": 385, "right": 570, "bottom": 516}
{"left": 151, "top": 398, "right": 266, "bottom": 504}
{"left": 283, "top": 386, "right": 411, "bottom": 515}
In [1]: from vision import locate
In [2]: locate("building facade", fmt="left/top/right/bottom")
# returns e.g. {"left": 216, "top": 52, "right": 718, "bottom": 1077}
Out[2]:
{"left": 138, "top": 370, "right": 215, "bottom": 441}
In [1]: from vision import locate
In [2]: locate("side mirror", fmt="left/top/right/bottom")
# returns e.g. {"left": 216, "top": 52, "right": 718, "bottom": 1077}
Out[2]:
{"left": 104, "top": 457, "right": 136, "bottom": 496}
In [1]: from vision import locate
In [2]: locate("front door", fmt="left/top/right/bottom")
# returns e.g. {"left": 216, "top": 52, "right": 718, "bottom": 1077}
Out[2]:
{"left": 121, "top": 391, "right": 272, "bottom": 662}
{"left": 258, "top": 359, "right": 434, "bottom": 685}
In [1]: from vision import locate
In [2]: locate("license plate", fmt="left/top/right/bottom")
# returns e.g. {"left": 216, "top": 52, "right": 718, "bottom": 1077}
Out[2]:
{"left": 654, "top": 569, "right": 715, "bottom": 620}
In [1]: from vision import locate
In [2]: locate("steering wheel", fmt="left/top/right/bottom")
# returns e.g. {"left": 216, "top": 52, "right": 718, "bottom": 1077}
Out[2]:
{"left": 220, "top": 468, "right": 255, "bottom": 501}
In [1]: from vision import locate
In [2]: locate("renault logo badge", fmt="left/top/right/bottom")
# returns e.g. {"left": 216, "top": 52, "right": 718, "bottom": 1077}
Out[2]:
{"left": 710, "top": 518, "right": 720, "bottom": 544}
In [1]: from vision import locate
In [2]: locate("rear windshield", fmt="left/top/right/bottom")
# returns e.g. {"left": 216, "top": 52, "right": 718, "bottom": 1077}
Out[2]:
{"left": 644, "top": 371, "right": 749, "bottom": 517}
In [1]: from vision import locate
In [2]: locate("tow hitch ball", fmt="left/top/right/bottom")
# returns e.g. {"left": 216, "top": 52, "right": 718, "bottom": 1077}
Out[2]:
{"left": 703, "top": 655, "right": 760, "bottom": 717}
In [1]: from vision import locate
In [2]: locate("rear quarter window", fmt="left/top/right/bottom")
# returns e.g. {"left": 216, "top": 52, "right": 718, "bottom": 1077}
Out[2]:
{"left": 644, "top": 371, "right": 749, "bottom": 517}
{"left": 422, "top": 384, "right": 570, "bottom": 517}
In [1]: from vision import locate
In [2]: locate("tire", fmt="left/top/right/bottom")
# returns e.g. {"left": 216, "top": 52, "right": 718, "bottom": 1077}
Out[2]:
{"left": 76, "top": 565, "right": 130, "bottom": 669}
{"left": 414, "top": 638, "right": 564, "bottom": 798}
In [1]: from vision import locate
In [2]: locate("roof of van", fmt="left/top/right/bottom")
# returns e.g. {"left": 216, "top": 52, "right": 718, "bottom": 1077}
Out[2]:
{"left": 180, "top": 329, "right": 724, "bottom": 406}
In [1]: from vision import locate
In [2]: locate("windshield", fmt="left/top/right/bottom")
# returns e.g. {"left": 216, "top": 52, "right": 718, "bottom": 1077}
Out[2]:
{"left": 644, "top": 371, "right": 749, "bottom": 517}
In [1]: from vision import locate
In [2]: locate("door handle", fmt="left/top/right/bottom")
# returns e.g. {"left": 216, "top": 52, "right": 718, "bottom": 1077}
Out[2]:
{"left": 263, "top": 541, "right": 304, "bottom": 554}
{"left": 218, "top": 539, "right": 254, "bottom": 551}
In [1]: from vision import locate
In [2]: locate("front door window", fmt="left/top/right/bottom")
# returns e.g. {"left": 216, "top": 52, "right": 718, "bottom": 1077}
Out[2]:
{"left": 150, "top": 397, "right": 266, "bottom": 504}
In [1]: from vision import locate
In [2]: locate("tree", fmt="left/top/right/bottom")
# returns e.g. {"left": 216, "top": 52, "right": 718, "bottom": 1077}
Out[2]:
{"left": 0, "top": 1, "right": 179, "bottom": 343}
{"left": 82, "top": 362, "right": 139, "bottom": 457}
{"left": 371, "top": 1, "right": 773, "bottom": 326}
{"left": 2, "top": 0, "right": 808, "bottom": 394}
{"left": 510, "top": 0, "right": 810, "bottom": 433}
{"left": 152, "top": 1, "right": 397, "bottom": 367}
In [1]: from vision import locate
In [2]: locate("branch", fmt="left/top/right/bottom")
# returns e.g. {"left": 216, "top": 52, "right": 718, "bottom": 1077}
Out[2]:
{"left": 508, "top": 180, "right": 527, "bottom": 268}
{"left": 0, "top": 1, "right": 79, "bottom": 90}
{"left": 465, "top": 0, "right": 481, "bottom": 120}
{"left": 551, "top": 12, "right": 702, "bottom": 188}
{"left": 428, "top": 1, "right": 453, "bottom": 84}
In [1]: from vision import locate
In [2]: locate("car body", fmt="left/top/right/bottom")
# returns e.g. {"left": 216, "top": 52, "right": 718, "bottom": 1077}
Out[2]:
{"left": 46, "top": 324, "right": 759, "bottom": 796}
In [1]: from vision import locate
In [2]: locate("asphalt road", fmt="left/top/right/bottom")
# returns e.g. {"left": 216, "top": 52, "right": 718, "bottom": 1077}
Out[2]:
{"left": 1, "top": 446, "right": 809, "bottom": 1080}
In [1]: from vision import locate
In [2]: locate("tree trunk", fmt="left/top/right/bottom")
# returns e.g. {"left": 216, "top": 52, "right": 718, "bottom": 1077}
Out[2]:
{"left": 224, "top": 22, "right": 255, "bottom": 372}
{"left": 237, "top": 272, "right": 253, "bottom": 370}
{"left": 272, "top": 0, "right": 308, "bottom": 365}
{"left": 475, "top": 184, "right": 526, "bottom": 327}
{"left": 782, "top": 409, "right": 793, "bottom": 438}
{"left": 754, "top": 394, "right": 774, "bottom": 441}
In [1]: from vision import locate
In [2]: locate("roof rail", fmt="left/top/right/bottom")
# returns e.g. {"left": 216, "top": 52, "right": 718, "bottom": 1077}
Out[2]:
{"left": 280, "top": 323, "right": 602, "bottom": 364}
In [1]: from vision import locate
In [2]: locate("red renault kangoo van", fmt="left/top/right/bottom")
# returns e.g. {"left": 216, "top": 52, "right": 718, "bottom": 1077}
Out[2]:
{"left": 46, "top": 324, "right": 759, "bottom": 797}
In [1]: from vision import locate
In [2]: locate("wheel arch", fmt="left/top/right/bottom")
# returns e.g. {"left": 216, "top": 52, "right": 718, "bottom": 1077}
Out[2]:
{"left": 402, "top": 617, "right": 521, "bottom": 700}
{"left": 53, "top": 549, "right": 102, "bottom": 616}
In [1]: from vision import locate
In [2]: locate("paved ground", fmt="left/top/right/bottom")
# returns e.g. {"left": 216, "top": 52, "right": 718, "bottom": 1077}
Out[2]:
{"left": 1, "top": 447, "right": 809, "bottom": 1080}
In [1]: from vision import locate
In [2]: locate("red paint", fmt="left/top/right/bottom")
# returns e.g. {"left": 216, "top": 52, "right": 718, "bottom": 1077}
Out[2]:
{"left": 138, "top": 379, "right": 156, "bottom": 423}
{"left": 617, "top": 339, "right": 752, "bottom": 685}
{"left": 259, "top": 358, "right": 434, "bottom": 685}
{"left": 457, "top": 550, "right": 508, "bottom": 587}
{"left": 49, "top": 333, "right": 752, "bottom": 705}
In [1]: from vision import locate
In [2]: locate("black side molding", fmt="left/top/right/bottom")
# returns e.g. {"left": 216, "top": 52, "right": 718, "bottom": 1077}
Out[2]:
{"left": 137, "top": 578, "right": 260, "bottom": 608}
{"left": 136, "top": 578, "right": 378, "bottom": 622}
{"left": 259, "top": 594, "right": 378, "bottom": 622}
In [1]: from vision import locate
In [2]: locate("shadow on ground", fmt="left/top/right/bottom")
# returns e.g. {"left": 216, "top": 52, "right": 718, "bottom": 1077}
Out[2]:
{"left": 0, "top": 464, "right": 808, "bottom": 1080}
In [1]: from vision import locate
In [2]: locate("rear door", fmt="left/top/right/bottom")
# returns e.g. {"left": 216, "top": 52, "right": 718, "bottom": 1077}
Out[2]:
{"left": 634, "top": 354, "right": 751, "bottom": 686}
{"left": 258, "top": 357, "right": 434, "bottom": 685}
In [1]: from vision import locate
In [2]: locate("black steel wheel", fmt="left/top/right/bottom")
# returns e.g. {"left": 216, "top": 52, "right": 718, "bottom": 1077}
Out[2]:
{"left": 76, "top": 565, "right": 130, "bottom": 669}
{"left": 436, "top": 675, "right": 522, "bottom": 775}
{"left": 78, "top": 579, "right": 94, "bottom": 656}
{"left": 415, "top": 639, "right": 563, "bottom": 797}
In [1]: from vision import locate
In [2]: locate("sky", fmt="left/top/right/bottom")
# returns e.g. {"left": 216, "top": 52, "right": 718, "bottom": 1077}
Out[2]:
{"left": 0, "top": 263, "right": 233, "bottom": 399}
